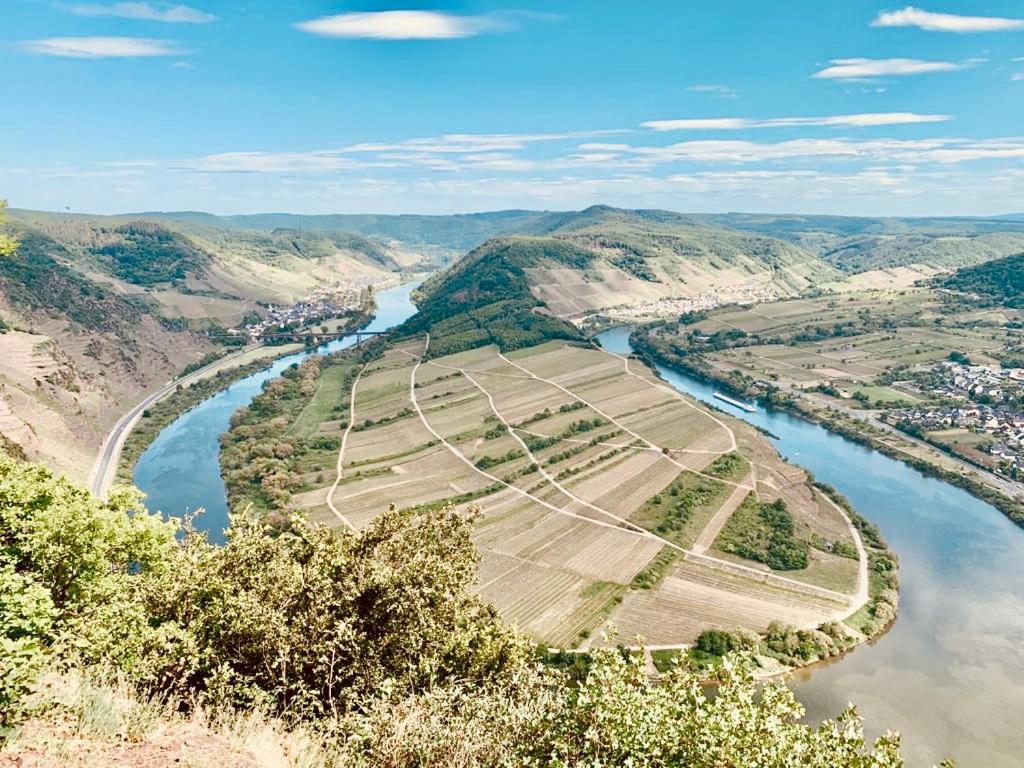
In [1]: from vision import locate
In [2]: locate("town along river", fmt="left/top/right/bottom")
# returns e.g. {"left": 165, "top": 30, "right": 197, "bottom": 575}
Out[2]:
{"left": 596, "top": 325, "right": 1024, "bottom": 768}
{"left": 133, "top": 280, "right": 421, "bottom": 545}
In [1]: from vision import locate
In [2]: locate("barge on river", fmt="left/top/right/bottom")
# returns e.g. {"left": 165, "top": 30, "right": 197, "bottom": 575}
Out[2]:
{"left": 713, "top": 391, "right": 757, "bottom": 413}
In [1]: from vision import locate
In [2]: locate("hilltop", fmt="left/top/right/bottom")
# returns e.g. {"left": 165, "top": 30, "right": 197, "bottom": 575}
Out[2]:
{"left": 411, "top": 205, "right": 1024, "bottom": 324}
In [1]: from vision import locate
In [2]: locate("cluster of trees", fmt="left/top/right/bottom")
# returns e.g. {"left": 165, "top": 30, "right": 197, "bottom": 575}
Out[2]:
{"left": 0, "top": 229, "right": 141, "bottom": 334}
{"left": 0, "top": 455, "right": 909, "bottom": 765}
{"left": 475, "top": 449, "right": 525, "bottom": 470}
{"left": 939, "top": 252, "right": 1024, "bottom": 308}
{"left": 762, "top": 620, "right": 854, "bottom": 666}
{"left": 647, "top": 476, "right": 723, "bottom": 539}
{"left": 718, "top": 497, "right": 810, "bottom": 571}
{"left": 94, "top": 222, "right": 206, "bottom": 286}
{"left": 220, "top": 356, "right": 352, "bottom": 516}
{"left": 0, "top": 200, "right": 17, "bottom": 257}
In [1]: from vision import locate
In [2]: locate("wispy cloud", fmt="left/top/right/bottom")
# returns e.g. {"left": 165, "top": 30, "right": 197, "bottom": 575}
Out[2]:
{"left": 181, "top": 131, "right": 623, "bottom": 173}
{"left": 294, "top": 11, "right": 507, "bottom": 40}
{"left": 687, "top": 84, "right": 738, "bottom": 98}
{"left": 575, "top": 137, "right": 1024, "bottom": 166}
{"left": 69, "top": 2, "right": 215, "bottom": 24}
{"left": 872, "top": 6, "right": 1024, "bottom": 33}
{"left": 22, "top": 36, "right": 186, "bottom": 58}
{"left": 813, "top": 57, "right": 968, "bottom": 79}
{"left": 642, "top": 113, "right": 951, "bottom": 130}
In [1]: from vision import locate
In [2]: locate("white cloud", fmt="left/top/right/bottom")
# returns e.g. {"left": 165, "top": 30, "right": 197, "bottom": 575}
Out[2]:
{"left": 641, "top": 113, "right": 951, "bottom": 130}
{"left": 574, "top": 137, "right": 1024, "bottom": 167}
{"left": 872, "top": 6, "right": 1024, "bottom": 33}
{"left": 294, "top": 11, "right": 505, "bottom": 40}
{"left": 812, "top": 57, "right": 967, "bottom": 79}
{"left": 22, "top": 36, "right": 186, "bottom": 58}
{"left": 70, "top": 2, "right": 215, "bottom": 24}
{"left": 687, "top": 84, "right": 737, "bottom": 97}
{"left": 183, "top": 151, "right": 373, "bottom": 174}
{"left": 1013, "top": 73, "right": 1024, "bottom": 81}
{"left": 342, "top": 131, "right": 623, "bottom": 154}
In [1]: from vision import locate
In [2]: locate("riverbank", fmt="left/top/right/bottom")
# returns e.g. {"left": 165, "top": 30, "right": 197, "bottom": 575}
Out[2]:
{"left": 592, "top": 324, "right": 1024, "bottom": 766}
{"left": 131, "top": 281, "right": 423, "bottom": 543}
{"left": 115, "top": 352, "right": 292, "bottom": 484}
{"left": 629, "top": 326, "right": 1024, "bottom": 529}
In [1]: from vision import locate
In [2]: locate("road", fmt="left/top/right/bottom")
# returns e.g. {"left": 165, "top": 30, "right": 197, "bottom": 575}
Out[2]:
{"left": 87, "top": 345, "right": 259, "bottom": 499}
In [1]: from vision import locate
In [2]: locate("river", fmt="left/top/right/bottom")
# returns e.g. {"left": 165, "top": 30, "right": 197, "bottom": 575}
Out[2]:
{"left": 133, "top": 280, "right": 421, "bottom": 544}
{"left": 135, "top": 302, "right": 1023, "bottom": 765}
{"left": 596, "top": 325, "right": 1024, "bottom": 767}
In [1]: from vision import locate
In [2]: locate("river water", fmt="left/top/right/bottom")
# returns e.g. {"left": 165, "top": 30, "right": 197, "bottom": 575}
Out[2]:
{"left": 133, "top": 280, "right": 421, "bottom": 544}
{"left": 135, "top": 301, "right": 1023, "bottom": 765}
{"left": 596, "top": 325, "right": 1024, "bottom": 767}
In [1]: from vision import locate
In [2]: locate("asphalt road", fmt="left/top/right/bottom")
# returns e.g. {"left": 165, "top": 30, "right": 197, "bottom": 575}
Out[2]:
{"left": 87, "top": 345, "right": 257, "bottom": 498}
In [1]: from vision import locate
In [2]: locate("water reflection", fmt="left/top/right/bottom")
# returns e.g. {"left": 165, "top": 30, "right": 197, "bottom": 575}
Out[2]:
{"left": 596, "top": 325, "right": 1024, "bottom": 767}
{"left": 133, "top": 281, "right": 421, "bottom": 543}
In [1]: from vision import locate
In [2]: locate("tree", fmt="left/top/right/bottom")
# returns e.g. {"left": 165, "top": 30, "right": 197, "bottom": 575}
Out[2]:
{"left": 0, "top": 458, "right": 911, "bottom": 764}
{"left": 0, "top": 200, "right": 17, "bottom": 257}
{"left": 0, "top": 456, "right": 176, "bottom": 727}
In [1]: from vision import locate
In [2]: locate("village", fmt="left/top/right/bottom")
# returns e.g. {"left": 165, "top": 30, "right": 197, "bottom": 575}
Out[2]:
{"left": 603, "top": 282, "right": 778, "bottom": 321}
{"left": 243, "top": 276, "right": 389, "bottom": 341}
{"left": 884, "top": 362, "right": 1024, "bottom": 475}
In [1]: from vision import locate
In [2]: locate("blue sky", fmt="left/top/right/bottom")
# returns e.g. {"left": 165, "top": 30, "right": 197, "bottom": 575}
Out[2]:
{"left": 3, "top": 1, "right": 1024, "bottom": 216}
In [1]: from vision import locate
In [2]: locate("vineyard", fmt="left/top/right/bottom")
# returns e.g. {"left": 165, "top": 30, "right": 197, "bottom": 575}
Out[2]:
{"left": 281, "top": 337, "right": 869, "bottom": 647}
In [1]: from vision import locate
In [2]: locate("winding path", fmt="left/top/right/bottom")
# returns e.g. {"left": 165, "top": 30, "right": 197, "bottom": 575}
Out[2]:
{"left": 401, "top": 337, "right": 859, "bottom": 607}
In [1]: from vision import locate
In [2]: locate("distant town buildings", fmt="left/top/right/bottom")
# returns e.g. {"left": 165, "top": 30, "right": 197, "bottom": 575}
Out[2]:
{"left": 244, "top": 277, "right": 385, "bottom": 341}
{"left": 886, "top": 361, "right": 1024, "bottom": 474}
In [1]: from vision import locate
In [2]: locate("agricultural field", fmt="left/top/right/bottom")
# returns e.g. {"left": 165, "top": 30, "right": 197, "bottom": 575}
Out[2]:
{"left": 271, "top": 336, "right": 869, "bottom": 649}
{"left": 687, "top": 288, "right": 1015, "bottom": 401}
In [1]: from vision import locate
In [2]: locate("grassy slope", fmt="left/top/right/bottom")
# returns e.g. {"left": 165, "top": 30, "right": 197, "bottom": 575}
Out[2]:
{"left": 0, "top": 211, "right": 407, "bottom": 477}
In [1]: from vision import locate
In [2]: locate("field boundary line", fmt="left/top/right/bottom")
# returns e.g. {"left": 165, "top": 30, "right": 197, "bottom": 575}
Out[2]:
{"left": 405, "top": 339, "right": 854, "bottom": 605}
{"left": 600, "top": 346, "right": 739, "bottom": 453}
{"left": 816, "top": 490, "right": 870, "bottom": 619}
{"left": 325, "top": 362, "right": 364, "bottom": 532}
{"left": 691, "top": 471, "right": 755, "bottom": 554}
{"left": 461, "top": 368, "right": 658, "bottom": 539}
{"left": 497, "top": 351, "right": 755, "bottom": 494}
{"left": 404, "top": 338, "right": 663, "bottom": 542}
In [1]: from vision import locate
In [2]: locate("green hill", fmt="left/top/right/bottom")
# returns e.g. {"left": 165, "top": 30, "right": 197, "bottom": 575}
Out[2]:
{"left": 938, "top": 252, "right": 1024, "bottom": 308}
{"left": 690, "top": 212, "right": 1024, "bottom": 274}
{"left": 136, "top": 208, "right": 567, "bottom": 251}
{"left": 400, "top": 237, "right": 588, "bottom": 356}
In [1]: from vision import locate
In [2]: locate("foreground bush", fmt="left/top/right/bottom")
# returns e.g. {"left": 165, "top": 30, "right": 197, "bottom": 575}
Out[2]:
{"left": 0, "top": 456, "right": 909, "bottom": 765}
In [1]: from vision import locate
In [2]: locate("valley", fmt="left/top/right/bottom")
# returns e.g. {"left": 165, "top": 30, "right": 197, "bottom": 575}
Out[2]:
{"left": 6, "top": 203, "right": 1024, "bottom": 765}
{"left": 631, "top": 275, "right": 1024, "bottom": 525}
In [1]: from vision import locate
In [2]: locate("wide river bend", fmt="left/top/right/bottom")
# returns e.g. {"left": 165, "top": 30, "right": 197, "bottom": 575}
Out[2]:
{"left": 135, "top": 302, "right": 1024, "bottom": 766}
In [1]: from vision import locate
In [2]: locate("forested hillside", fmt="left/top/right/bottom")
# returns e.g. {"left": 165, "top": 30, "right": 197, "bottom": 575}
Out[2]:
{"left": 0, "top": 208, "right": 417, "bottom": 479}
{"left": 0, "top": 223, "right": 219, "bottom": 478}
{"left": 692, "top": 211, "right": 1024, "bottom": 275}
{"left": 400, "top": 237, "right": 587, "bottom": 356}
{"left": 939, "top": 252, "right": 1024, "bottom": 308}
{"left": 141, "top": 208, "right": 567, "bottom": 251}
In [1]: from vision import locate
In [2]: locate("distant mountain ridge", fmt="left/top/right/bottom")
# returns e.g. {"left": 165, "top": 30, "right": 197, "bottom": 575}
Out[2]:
{"left": 127, "top": 204, "right": 1024, "bottom": 277}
